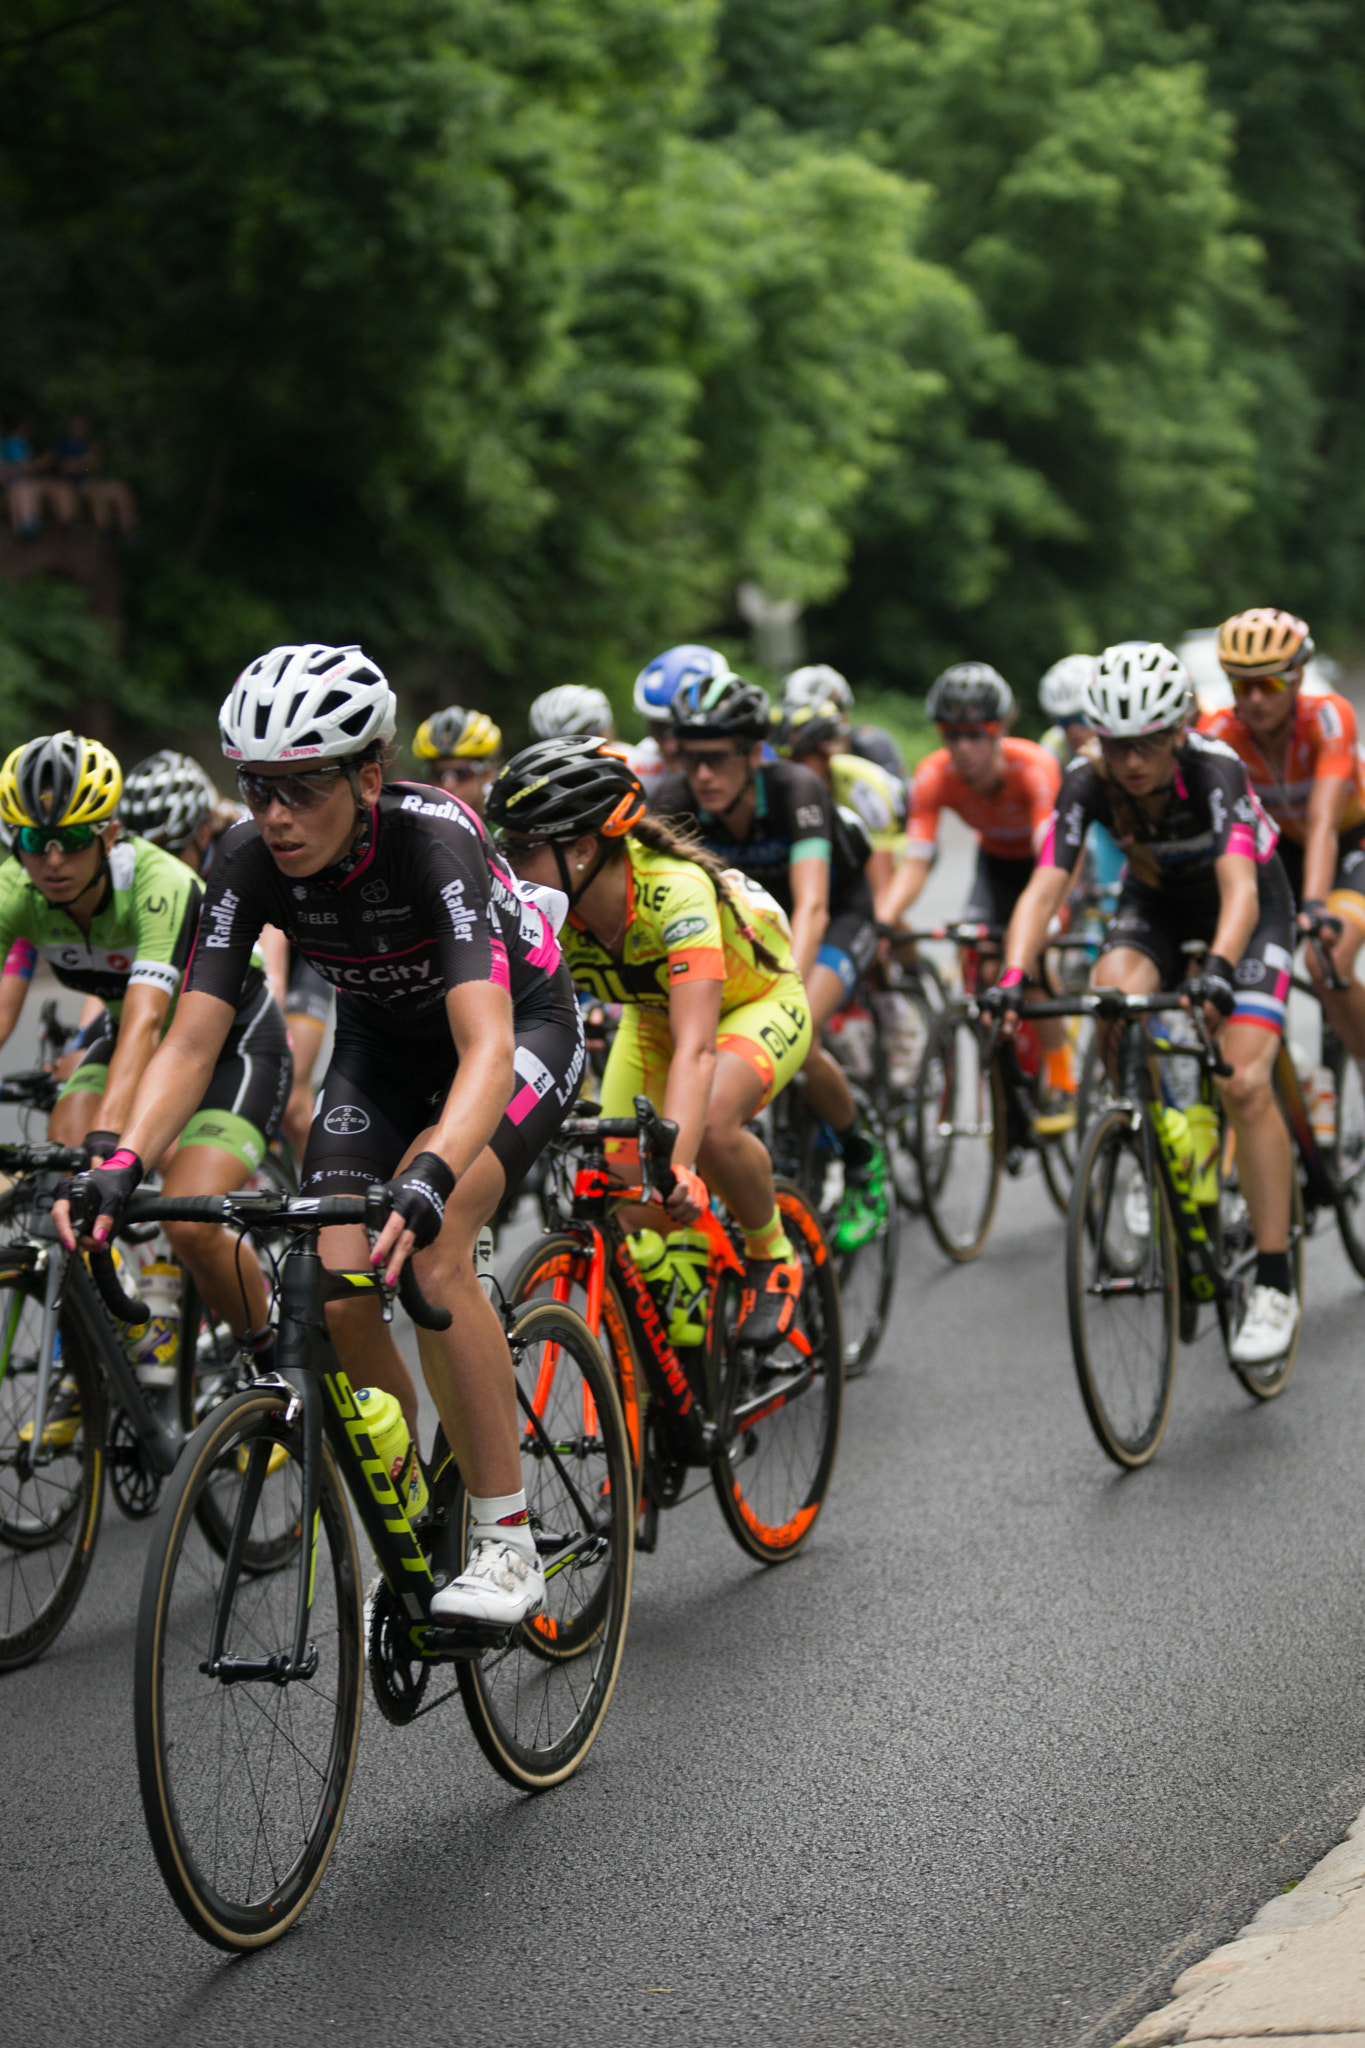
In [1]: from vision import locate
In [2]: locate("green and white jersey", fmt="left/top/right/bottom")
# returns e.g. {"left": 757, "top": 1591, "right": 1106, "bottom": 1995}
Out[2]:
{"left": 0, "top": 835, "right": 236, "bottom": 1019}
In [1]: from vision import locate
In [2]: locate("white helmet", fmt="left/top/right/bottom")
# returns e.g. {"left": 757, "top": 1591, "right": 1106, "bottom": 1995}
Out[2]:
{"left": 1085, "top": 642, "right": 1193, "bottom": 737}
{"left": 781, "top": 663, "right": 854, "bottom": 712}
{"left": 1039, "top": 654, "right": 1096, "bottom": 724}
{"left": 220, "top": 644, "right": 397, "bottom": 763}
{"left": 528, "top": 684, "right": 614, "bottom": 741}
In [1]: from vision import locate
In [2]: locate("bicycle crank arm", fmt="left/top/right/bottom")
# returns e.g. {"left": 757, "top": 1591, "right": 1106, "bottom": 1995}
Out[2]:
{"left": 731, "top": 1365, "right": 816, "bottom": 1434}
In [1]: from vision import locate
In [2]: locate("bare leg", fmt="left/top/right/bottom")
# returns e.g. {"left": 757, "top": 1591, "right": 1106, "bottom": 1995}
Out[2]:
{"left": 801, "top": 963, "right": 857, "bottom": 1129}
{"left": 282, "top": 1013, "right": 326, "bottom": 1163}
{"left": 160, "top": 1144, "right": 270, "bottom": 1334}
{"left": 1314, "top": 918, "right": 1365, "bottom": 1061}
{"left": 1216, "top": 1022, "right": 1291, "bottom": 1252}
{"left": 694, "top": 1052, "right": 770, "bottom": 1232}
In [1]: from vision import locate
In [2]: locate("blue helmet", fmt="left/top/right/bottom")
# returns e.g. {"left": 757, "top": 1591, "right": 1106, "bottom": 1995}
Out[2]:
{"left": 632, "top": 644, "right": 738, "bottom": 720}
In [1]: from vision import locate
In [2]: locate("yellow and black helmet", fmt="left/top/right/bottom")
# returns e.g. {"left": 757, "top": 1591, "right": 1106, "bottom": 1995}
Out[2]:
{"left": 1216, "top": 608, "right": 1313, "bottom": 681}
{"left": 0, "top": 731, "right": 122, "bottom": 830}
{"left": 412, "top": 706, "right": 502, "bottom": 761}
{"left": 771, "top": 698, "right": 845, "bottom": 758}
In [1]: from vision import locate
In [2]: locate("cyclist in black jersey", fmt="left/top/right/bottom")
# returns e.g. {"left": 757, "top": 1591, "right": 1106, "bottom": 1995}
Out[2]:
{"left": 992, "top": 641, "right": 1300, "bottom": 1369}
{"left": 650, "top": 671, "right": 888, "bottom": 1251}
{"left": 57, "top": 644, "right": 583, "bottom": 1628}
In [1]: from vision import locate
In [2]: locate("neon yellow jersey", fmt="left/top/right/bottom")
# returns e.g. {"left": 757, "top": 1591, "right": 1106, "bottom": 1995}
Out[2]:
{"left": 829, "top": 754, "right": 904, "bottom": 851}
{"left": 561, "top": 838, "right": 797, "bottom": 1013}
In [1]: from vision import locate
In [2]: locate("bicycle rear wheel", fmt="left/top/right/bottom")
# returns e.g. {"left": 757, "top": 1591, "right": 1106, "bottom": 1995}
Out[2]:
{"left": 1067, "top": 1105, "right": 1178, "bottom": 1467}
{"left": 456, "top": 1300, "right": 633, "bottom": 1790}
{"left": 134, "top": 1390, "right": 363, "bottom": 1950}
{"left": 709, "top": 1181, "right": 844, "bottom": 1562}
{"left": 500, "top": 1232, "right": 643, "bottom": 1488}
{"left": 916, "top": 1003, "right": 1005, "bottom": 1261}
{"left": 796, "top": 1093, "right": 898, "bottom": 1378}
{"left": 1326, "top": 1035, "right": 1365, "bottom": 1281}
{"left": 0, "top": 1265, "right": 106, "bottom": 1671}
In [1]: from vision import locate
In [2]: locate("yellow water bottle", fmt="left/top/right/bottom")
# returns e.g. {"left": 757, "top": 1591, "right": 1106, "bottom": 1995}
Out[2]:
{"left": 626, "top": 1228, "right": 709, "bottom": 1347}
{"left": 1156, "top": 1105, "right": 1193, "bottom": 1186}
{"left": 353, "top": 1386, "right": 429, "bottom": 1520}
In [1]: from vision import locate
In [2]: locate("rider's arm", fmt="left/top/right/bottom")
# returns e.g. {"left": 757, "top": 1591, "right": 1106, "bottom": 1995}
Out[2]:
{"left": 877, "top": 852, "right": 932, "bottom": 928}
{"left": 1301, "top": 772, "right": 1351, "bottom": 911}
{"left": 109, "top": 989, "right": 236, "bottom": 1167}
{"left": 95, "top": 982, "right": 171, "bottom": 1136}
{"left": 1209, "top": 849, "right": 1260, "bottom": 967}
{"left": 789, "top": 855, "right": 830, "bottom": 981}
{"left": 879, "top": 753, "right": 942, "bottom": 928}
{"left": 662, "top": 974, "right": 724, "bottom": 1170}
{"left": 257, "top": 924, "right": 290, "bottom": 1012}
{"left": 1002, "top": 863, "right": 1073, "bottom": 979}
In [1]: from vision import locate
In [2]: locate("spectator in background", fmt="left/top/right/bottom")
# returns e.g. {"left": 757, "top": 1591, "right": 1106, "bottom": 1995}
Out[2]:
{"left": 1, "top": 417, "right": 76, "bottom": 535}
{"left": 53, "top": 413, "right": 138, "bottom": 537}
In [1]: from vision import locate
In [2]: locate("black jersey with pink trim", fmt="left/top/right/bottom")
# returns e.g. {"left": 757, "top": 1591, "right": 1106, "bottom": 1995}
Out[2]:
{"left": 184, "top": 782, "right": 566, "bottom": 1038}
{"left": 1040, "top": 732, "right": 1279, "bottom": 899}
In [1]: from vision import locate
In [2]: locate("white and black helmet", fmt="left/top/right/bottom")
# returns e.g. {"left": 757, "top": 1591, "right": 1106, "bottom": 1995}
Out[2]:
{"left": 1038, "top": 654, "right": 1096, "bottom": 724}
{"left": 219, "top": 643, "right": 397, "bottom": 764}
{"left": 925, "top": 662, "right": 1014, "bottom": 726}
{"left": 119, "top": 751, "right": 218, "bottom": 851}
{"left": 781, "top": 663, "right": 854, "bottom": 712}
{"left": 528, "top": 685, "right": 614, "bottom": 741}
{"left": 1085, "top": 642, "right": 1193, "bottom": 737}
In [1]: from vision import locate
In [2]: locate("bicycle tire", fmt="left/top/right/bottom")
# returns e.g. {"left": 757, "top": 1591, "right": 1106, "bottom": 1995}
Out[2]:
{"left": 500, "top": 1232, "right": 644, "bottom": 1488}
{"left": 134, "top": 1388, "right": 363, "bottom": 1951}
{"left": 0, "top": 1265, "right": 106, "bottom": 1671}
{"left": 709, "top": 1180, "right": 844, "bottom": 1562}
{"left": 794, "top": 1092, "right": 898, "bottom": 1378}
{"left": 456, "top": 1300, "right": 633, "bottom": 1790}
{"left": 176, "top": 1280, "right": 301, "bottom": 1574}
{"left": 1066, "top": 1105, "right": 1178, "bottom": 1468}
{"left": 1217, "top": 1158, "right": 1305, "bottom": 1401}
{"left": 1325, "top": 1034, "right": 1365, "bottom": 1281}
{"left": 872, "top": 986, "right": 936, "bottom": 1214}
{"left": 915, "top": 1003, "right": 1005, "bottom": 1262}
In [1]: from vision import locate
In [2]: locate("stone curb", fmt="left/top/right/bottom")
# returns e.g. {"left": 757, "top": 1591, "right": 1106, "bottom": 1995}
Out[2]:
{"left": 1117, "top": 1806, "right": 1365, "bottom": 2044}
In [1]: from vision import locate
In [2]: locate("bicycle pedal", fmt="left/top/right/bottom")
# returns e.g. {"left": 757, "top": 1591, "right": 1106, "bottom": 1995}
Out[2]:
{"left": 424, "top": 1619, "right": 515, "bottom": 1657}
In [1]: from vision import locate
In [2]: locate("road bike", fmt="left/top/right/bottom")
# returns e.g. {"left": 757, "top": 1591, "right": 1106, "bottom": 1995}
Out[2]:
{"left": 1060, "top": 989, "right": 1305, "bottom": 1468}
{"left": 1275, "top": 925, "right": 1365, "bottom": 1280}
{"left": 504, "top": 1095, "right": 844, "bottom": 1561}
{"left": 911, "top": 924, "right": 1091, "bottom": 1262}
{"left": 108, "top": 1182, "right": 632, "bottom": 1950}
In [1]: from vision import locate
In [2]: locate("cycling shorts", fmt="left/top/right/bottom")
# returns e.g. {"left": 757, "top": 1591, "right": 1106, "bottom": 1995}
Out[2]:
{"left": 1098, "top": 861, "right": 1295, "bottom": 1035}
{"left": 816, "top": 908, "right": 878, "bottom": 1000}
{"left": 1274, "top": 822, "right": 1365, "bottom": 930}
{"left": 60, "top": 983, "right": 292, "bottom": 1171}
{"left": 600, "top": 976, "right": 812, "bottom": 1125}
{"left": 301, "top": 986, "right": 585, "bottom": 1201}
{"left": 964, "top": 852, "right": 1035, "bottom": 933}
{"left": 285, "top": 950, "right": 335, "bottom": 1027}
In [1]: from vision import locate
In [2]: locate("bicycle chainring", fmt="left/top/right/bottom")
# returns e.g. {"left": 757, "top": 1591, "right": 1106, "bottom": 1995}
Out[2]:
{"left": 107, "top": 1407, "right": 162, "bottom": 1519}
{"left": 367, "top": 1578, "right": 430, "bottom": 1726}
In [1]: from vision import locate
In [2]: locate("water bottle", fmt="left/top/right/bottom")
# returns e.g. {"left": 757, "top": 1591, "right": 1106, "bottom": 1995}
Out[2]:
{"left": 1184, "top": 1101, "right": 1220, "bottom": 1205}
{"left": 122, "top": 1232, "right": 182, "bottom": 1387}
{"left": 626, "top": 1228, "right": 709, "bottom": 1347}
{"left": 353, "top": 1386, "right": 428, "bottom": 1520}
{"left": 1156, "top": 1105, "right": 1194, "bottom": 1187}
{"left": 1307, "top": 1066, "right": 1337, "bottom": 1149}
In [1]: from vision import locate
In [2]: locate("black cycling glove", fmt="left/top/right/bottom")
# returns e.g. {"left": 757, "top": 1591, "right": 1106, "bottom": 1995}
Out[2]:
{"left": 1301, "top": 898, "right": 1344, "bottom": 944}
{"left": 1187, "top": 954, "right": 1236, "bottom": 1018}
{"left": 384, "top": 1150, "right": 455, "bottom": 1251}
{"left": 83, "top": 1131, "right": 121, "bottom": 1165}
{"left": 981, "top": 968, "right": 1028, "bottom": 1020}
{"left": 58, "top": 1148, "right": 144, "bottom": 1240}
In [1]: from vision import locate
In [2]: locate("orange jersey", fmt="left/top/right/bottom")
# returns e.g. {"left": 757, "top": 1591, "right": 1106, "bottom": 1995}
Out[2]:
{"left": 907, "top": 737, "right": 1062, "bottom": 862}
{"left": 1199, "top": 691, "right": 1365, "bottom": 846}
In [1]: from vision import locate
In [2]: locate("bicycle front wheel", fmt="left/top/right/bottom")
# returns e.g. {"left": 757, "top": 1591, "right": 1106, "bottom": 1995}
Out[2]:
{"left": 0, "top": 1264, "right": 106, "bottom": 1671}
{"left": 134, "top": 1390, "right": 363, "bottom": 1950}
{"left": 457, "top": 1300, "right": 633, "bottom": 1790}
{"left": 1326, "top": 1037, "right": 1365, "bottom": 1281}
{"left": 916, "top": 1003, "right": 1005, "bottom": 1261}
{"left": 1066, "top": 1106, "right": 1178, "bottom": 1468}
{"left": 709, "top": 1181, "right": 844, "bottom": 1562}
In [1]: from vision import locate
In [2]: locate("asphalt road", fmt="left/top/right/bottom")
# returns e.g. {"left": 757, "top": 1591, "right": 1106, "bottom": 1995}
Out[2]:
{"left": 4, "top": 817, "right": 1365, "bottom": 2048}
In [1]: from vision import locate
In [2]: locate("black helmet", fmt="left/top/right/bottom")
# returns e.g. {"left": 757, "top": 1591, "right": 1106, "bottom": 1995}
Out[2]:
{"left": 486, "top": 738, "right": 646, "bottom": 842}
{"left": 847, "top": 723, "right": 907, "bottom": 783}
{"left": 925, "top": 662, "right": 1014, "bottom": 726}
{"left": 120, "top": 750, "right": 218, "bottom": 851}
{"left": 670, "top": 670, "right": 770, "bottom": 741}
{"left": 772, "top": 699, "right": 844, "bottom": 759}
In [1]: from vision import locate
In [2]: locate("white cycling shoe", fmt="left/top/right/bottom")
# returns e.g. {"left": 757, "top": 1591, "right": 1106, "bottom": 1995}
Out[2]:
{"left": 1230, "top": 1286, "right": 1299, "bottom": 1366}
{"left": 430, "top": 1539, "right": 545, "bottom": 1628}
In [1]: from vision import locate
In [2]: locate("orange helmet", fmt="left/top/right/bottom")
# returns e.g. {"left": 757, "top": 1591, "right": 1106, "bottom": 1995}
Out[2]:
{"left": 1217, "top": 608, "right": 1313, "bottom": 680}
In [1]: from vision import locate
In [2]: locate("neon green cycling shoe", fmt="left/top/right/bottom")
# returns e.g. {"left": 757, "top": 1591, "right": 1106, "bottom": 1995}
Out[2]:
{"left": 832, "top": 1149, "right": 890, "bottom": 1253}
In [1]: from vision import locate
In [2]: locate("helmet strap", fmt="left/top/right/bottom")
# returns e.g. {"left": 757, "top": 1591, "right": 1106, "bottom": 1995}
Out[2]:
{"left": 556, "top": 838, "right": 609, "bottom": 908}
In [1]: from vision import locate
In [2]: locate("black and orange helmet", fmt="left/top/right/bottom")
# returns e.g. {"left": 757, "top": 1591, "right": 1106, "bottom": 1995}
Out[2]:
{"left": 486, "top": 737, "right": 646, "bottom": 843}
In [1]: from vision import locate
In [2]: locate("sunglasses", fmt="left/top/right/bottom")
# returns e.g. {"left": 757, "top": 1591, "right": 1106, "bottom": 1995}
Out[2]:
{"left": 436, "top": 761, "right": 490, "bottom": 785}
{"left": 496, "top": 833, "right": 549, "bottom": 861}
{"left": 1230, "top": 672, "right": 1296, "bottom": 698}
{"left": 1097, "top": 731, "right": 1175, "bottom": 761}
{"left": 678, "top": 746, "right": 748, "bottom": 771}
{"left": 15, "top": 823, "right": 97, "bottom": 855}
{"left": 236, "top": 765, "right": 347, "bottom": 814}
{"left": 939, "top": 724, "right": 997, "bottom": 742}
